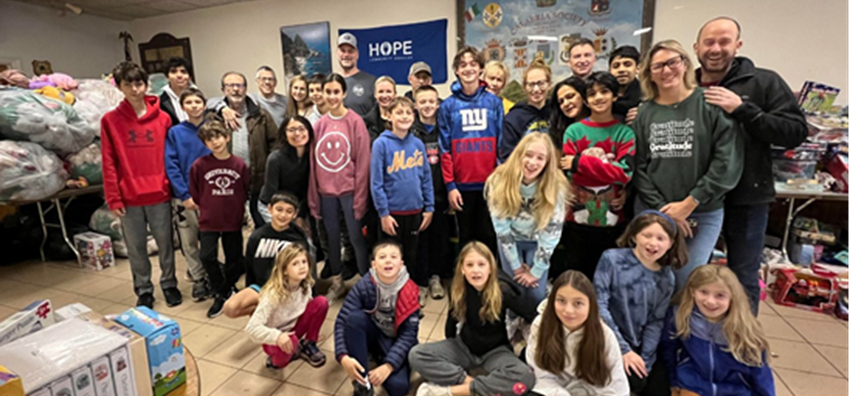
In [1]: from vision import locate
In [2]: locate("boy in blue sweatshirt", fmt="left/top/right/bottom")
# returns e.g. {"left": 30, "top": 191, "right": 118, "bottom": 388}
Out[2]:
{"left": 164, "top": 87, "right": 212, "bottom": 302}
{"left": 371, "top": 97, "right": 435, "bottom": 307}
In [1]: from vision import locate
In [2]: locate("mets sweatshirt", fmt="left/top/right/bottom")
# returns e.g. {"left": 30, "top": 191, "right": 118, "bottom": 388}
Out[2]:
{"left": 370, "top": 130, "right": 435, "bottom": 217}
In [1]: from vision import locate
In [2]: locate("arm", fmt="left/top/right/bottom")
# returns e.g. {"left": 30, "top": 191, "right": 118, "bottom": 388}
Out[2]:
{"left": 308, "top": 126, "right": 321, "bottom": 219}
{"left": 730, "top": 72, "right": 807, "bottom": 148}
{"left": 659, "top": 308, "right": 682, "bottom": 388}
{"left": 603, "top": 325, "right": 631, "bottom": 396}
{"left": 632, "top": 111, "right": 668, "bottom": 209}
{"left": 100, "top": 121, "right": 123, "bottom": 210}
{"left": 242, "top": 161, "right": 252, "bottom": 201}
{"left": 529, "top": 193, "right": 566, "bottom": 280}
{"left": 503, "top": 281, "right": 539, "bottom": 323}
{"left": 244, "top": 294, "right": 284, "bottom": 344}
{"left": 164, "top": 130, "right": 190, "bottom": 201}
{"left": 640, "top": 274, "right": 674, "bottom": 368}
{"left": 384, "top": 306, "right": 420, "bottom": 370}
{"left": 420, "top": 141, "right": 435, "bottom": 213}
{"left": 491, "top": 213, "right": 522, "bottom": 272}
{"left": 593, "top": 252, "right": 631, "bottom": 354}
{"left": 688, "top": 107, "right": 744, "bottom": 205}
{"left": 750, "top": 354, "right": 777, "bottom": 396}
{"left": 437, "top": 105, "right": 457, "bottom": 192}
{"left": 525, "top": 318, "right": 568, "bottom": 393}
{"left": 498, "top": 113, "right": 520, "bottom": 163}
{"left": 334, "top": 280, "right": 366, "bottom": 362}
{"left": 353, "top": 118, "right": 371, "bottom": 220}
{"left": 189, "top": 162, "right": 201, "bottom": 209}
{"left": 494, "top": 99, "right": 505, "bottom": 165}
{"left": 244, "top": 232, "right": 260, "bottom": 286}
{"left": 574, "top": 126, "right": 636, "bottom": 185}
{"left": 445, "top": 308, "right": 459, "bottom": 339}
{"left": 264, "top": 153, "right": 281, "bottom": 196}
{"left": 370, "top": 141, "right": 390, "bottom": 217}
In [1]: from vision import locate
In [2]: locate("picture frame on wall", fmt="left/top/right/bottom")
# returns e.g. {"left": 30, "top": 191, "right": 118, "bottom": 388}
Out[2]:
{"left": 138, "top": 33, "right": 195, "bottom": 77}
{"left": 280, "top": 21, "right": 332, "bottom": 84}
{"left": 457, "top": 0, "right": 655, "bottom": 102}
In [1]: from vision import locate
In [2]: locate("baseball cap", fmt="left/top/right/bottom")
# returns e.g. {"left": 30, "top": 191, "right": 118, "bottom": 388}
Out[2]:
{"left": 409, "top": 61, "right": 432, "bottom": 77}
{"left": 338, "top": 33, "right": 357, "bottom": 48}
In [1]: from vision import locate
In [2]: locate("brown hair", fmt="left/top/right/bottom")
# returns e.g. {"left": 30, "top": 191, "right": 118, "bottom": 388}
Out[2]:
{"left": 385, "top": 96, "right": 414, "bottom": 131}
{"left": 535, "top": 271, "right": 611, "bottom": 386}
{"left": 198, "top": 120, "right": 231, "bottom": 141}
{"left": 112, "top": 61, "right": 148, "bottom": 86}
{"left": 617, "top": 212, "right": 688, "bottom": 269}
{"left": 372, "top": 239, "right": 403, "bottom": 260}
{"left": 285, "top": 75, "right": 311, "bottom": 118}
{"left": 523, "top": 54, "right": 552, "bottom": 86}
{"left": 450, "top": 242, "right": 502, "bottom": 323}
{"left": 452, "top": 46, "right": 485, "bottom": 71}
{"left": 261, "top": 244, "right": 314, "bottom": 302}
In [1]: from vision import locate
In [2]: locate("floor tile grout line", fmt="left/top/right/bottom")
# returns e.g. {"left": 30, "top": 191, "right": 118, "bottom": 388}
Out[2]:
{"left": 772, "top": 369, "right": 795, "bottom": 396}
{"left": 773, "top": 309, "right": 848, "bottom": 381}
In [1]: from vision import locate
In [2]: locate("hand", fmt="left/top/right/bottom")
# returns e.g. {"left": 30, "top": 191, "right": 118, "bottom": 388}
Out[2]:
{"left": 380, "top": 215, "right": 398, "bottom": 236}
{"left": 341, "top": 356, "right": 367, "bottom": 385}
{"left": 560, "top": 155, "right": 575, "bottom": 171}
{"left": 623, "top": 351, "right": 648, "bottom": 378}
{"left": 111, "top": 207, "right": 126, "bottom": 217}
{"left": 514, "top": 263, "right": 530, "bottom": 276}
{"left": 704, "top": 86, "right": 743, "bottom": 114}
{"left": 581, "top": 147, "right": 606, "bottom": 159}
{"left": 369, "top": 363, "right": 393, "bottom": 387}
{"left": 610, "top": 189, "right": 627, "bottom": 211}
{"left": 625, "top": 107, "right": 639, "bottom": 125}
{"left": 183, "top": 198, "right": 198, "bottom": 211}
{"left": 514, "top": 271, "right": 539, "bottom": 288}
{"left": 448, "top": 190, "right": 464, "bottom": 211}
{"left": 221, "top": 107, "right": 242, "bottom": 130}
{"left": 419, "top": 212, "right": 433, "bottom": 232}
{"left": 660, "top": 197, "right": 698, "bottom": 223}
{"left": 671, "top": 388, "right": 682, "bottom": 396}
{"left": 276, "top": 333, "right": 294, "bottom": 354}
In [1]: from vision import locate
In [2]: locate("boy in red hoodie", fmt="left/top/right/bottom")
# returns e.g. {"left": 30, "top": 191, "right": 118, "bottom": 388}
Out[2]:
{"left": 101, "top": 62, "right": 182, "bottom": 309}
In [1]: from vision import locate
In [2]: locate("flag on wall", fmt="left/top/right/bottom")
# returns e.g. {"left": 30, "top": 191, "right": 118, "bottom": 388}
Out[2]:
{"left": 339, "top": 19, "right": 448, "bottom": 85}
{"left": 465, "top": 3, "right": 480, "bottom": 22}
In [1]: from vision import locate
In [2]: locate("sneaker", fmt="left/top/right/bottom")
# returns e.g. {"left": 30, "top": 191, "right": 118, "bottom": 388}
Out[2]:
{"left": 299, "top": 339, "right": 326, "bottom": 367}
{"left": 191, "top": 281, "right": 211, "bottom": 302}
{"left": 429, "top": 276, "right": 445, "bottom": 300}
{"left": 207, "top": 295, "right": 226, "bottom": 318}
{"left": 325, "top": 275, "right": 345, "bottom": 305}
{"left": 352, "top": 381, "right": 374, "bottom": 396}
{"left": 136, "top": 293, "right": 154, "bottom": 309}
{"left": 163, "top": 287, "right": 183, "bottom": 307}
{"left": 184, "top": 270, "right": 194, "bottom": 282}
{"left": 416, "top": 382, "right": 452, "bottom": 396}
{"left": 419, "top": 286, "right": 428, "bottom": 308}
{"left": 341, "top": 261, "right": 358, "bottom": 281}
{"left": 265, "top": 356, "right": 281, "bottom": 370}
{"left": 320, "top": 260, "right": 331, "bottom": 279}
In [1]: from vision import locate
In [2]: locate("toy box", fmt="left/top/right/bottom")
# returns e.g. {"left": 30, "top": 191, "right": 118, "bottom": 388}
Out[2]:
{"left": 108, "top": 347, "right": 136, "bottom": 396}
{"left": 91, "top": 356, "right": 116, "bottom": 396}
{"left": 49, "top": 375, "right": 74, "bottom": 396}
{"left": 772, "top": 267, "right": 839, "bottom": 314}
{"left": 74, "top": 232, "right": 115, "bottom": 271}
{"left": 71, "top": 366, "right": 96, "bottom": 396}
{"left": 826, "top": 153, "right": 848, "bottom": 192}
{"left": 0, "top": 365, "right": 24, "bottom": 396}
{"left": 28, "top": 388, "right": 49, "bottom": 396}
{"left": 114, "top": 307, "right": 185, "bottom": 396}
{"left": 0, "top": 300, "right": 54, "bottom": 346}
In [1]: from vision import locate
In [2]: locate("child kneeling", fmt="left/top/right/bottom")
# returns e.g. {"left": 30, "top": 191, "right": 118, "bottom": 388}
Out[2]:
{"left": 245, "top": 244, "right": 328, "bottom": 368}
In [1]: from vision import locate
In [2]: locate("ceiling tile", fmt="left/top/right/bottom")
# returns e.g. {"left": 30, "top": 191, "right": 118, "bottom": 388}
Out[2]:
{"left": 144, "top": 1, "right": 196, "bottom": 12}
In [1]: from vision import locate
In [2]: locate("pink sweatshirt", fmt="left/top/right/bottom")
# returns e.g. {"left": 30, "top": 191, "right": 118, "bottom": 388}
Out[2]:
{"left": 308, "top": 110, "right": 371, "bottom": 220}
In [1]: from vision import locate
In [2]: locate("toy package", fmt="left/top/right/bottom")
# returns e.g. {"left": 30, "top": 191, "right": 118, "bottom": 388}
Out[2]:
{"left": 73, "top": 231, "right": 115, "bottom": 271}
{"left": 114, "top": 307, "right": 185, "bottom": 396}
{"left": 0, "top": 300, "right": 54, "bottom": 346}
{"left": 0, "top": 87, "right": 96, "bottom": 154}
{"left": 0, "top": 365, "right": 24, "bottom": 396}
{"left": 0, "top": 140, "right": 68, "bottom": 202}
{"left": 799, "top": 81, "right": 841, "bottom": 114}
{"left": 772, "top": 267, "right": 839, "bottom": 314}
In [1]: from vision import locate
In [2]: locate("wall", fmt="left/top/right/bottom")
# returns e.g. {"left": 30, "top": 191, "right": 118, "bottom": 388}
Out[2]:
{"left": 654, "top": 0, "right": 849, "bottom": 105}
{"left": 0, "top": 0, "right": 128, "bottom": 78}
{"left": 129, "top": 0, "right": 458, "bottom": 98}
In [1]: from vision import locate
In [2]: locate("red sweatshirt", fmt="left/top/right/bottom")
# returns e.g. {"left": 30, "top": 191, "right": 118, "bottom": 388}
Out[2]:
{"left": 189, "top": 154, "right": 250, "bottom": 232}
{"left": 101, "top": 96, "right": 172, "bottom": 210}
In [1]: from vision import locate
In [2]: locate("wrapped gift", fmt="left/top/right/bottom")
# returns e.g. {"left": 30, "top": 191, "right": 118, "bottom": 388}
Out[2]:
{"left": 74, "top": 232, "right": 114, "bottom": 271}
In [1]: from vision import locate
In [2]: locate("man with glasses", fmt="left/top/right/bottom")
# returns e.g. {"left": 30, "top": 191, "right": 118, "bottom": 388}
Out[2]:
{"left": 695, "top": 17, "right": 807, "bottom": 314}
{"left": 215, "top": 71, "right": 278, "bottom": 228}
{"left": 251, "top": 66, "right": 288, "bottom": 128}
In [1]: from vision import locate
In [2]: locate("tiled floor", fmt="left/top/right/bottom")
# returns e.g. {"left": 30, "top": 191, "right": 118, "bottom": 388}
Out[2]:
{"left": 0, "top": 257, "right": 847, "bottom": 396}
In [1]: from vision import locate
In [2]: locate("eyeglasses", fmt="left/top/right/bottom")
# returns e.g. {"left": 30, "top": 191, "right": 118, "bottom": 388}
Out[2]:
{"left": 223, "top": 83, "right": 246, "bottom": 89}
{"left": 258, "top": 77, "right": 276, "bottom": 83}
{"left": 650, "top": 56, "right": 685, "bottom": 73}
{"left": 286, "top": 126, "right": 307, "bottom": 134}
{"left": 525, "top": 80, "right": 549, "bottom": 89}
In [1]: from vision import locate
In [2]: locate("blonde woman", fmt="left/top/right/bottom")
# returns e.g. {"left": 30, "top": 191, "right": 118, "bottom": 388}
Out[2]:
{"left": 499, "top": 56, "right": 552, "bottom": 162}
{"left": 483, "top": 60, "right": 515, "bottom": 113}
{"left": 485, "top": 132, "right": 569, "bottom": 305}
{"left": 632, "top": 40, "right": 742, "bottom": 292}
{"left": 364, "top": 75, "right": 397, "bottom": 142}
{"left": 284, "top": 75, "right": 312, "bottom": 118}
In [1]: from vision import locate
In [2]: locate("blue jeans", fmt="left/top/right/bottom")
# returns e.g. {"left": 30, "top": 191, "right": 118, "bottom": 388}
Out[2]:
{"left": 723, "top": 204, "right": 769, "bottom": 315}
{"left": 344, "top": 310, "right": 411, "bottom": 396}
{"left": 498, "top": 240, "right": 547, "bottom": 305}
{"left": 674, "top": 208, "right": 725, "bottom": 292}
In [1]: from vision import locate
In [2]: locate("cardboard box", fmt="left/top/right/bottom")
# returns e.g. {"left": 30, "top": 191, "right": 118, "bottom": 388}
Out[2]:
{"left": 55, "top": 303, "right": 92, "bottom": 322}
{"left": 0, "top": 365, "right": 24, "bottom": 396}
{"left": 108, "top": 347, "right": 136, "bottom": 396}
{"left": 73, "top": 232, "right": 115, "bottom": 271}
{"left": 826, "top": 153, "right": 849, "bottom": 192}
{"left": 90, "top": 357, "right": 116, "bottom": 396}
{"left": 48, "top": 375, "right": 74, "bottom": 396}
{"left": 0, "top": 300, "right": 54, "bottom": 346}
{"left": 71, "top": 365, "right": 96, "bottom": 396}
{"left": 114, "top": 308, "right": 185, "bottom": 396}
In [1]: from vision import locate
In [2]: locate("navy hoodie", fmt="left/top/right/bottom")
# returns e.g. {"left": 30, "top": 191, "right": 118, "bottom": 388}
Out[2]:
{"left": 165, "top": 120, "right": 211, "bottom": 201}
{"left": 370, "top": 130, "right": 435, "bottom": 217}
{"left": 499, "top": 102, "right": 551, "bottom": 162}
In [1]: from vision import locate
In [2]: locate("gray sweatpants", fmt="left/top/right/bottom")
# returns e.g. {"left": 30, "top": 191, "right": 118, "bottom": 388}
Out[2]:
{"left": 172, "top": 199, "right": 207, "bottom": 284}
{"left": 121, "top": 202, "right": 177, "bottom": 296}
{"left": 409, "top": 338, "right": 535, "bottom": 396}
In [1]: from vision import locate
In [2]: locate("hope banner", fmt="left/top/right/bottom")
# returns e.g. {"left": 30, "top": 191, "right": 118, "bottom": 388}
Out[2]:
{"left": 339, "top": 19, "right": 448, "bottom": 84}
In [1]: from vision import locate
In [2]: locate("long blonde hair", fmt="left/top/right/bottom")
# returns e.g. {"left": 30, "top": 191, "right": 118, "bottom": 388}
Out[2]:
{"left": 485, "top": 133, "right": 569, "bottom": 231}
{"left": 260, "top": 244, "right": 314, "bottom": 302}
{"left": 450, "top": 242, "right": 502, "bottom": 323}
{"left": 639, "top": 39, "right": 697, "bottom": 101}
{"left": 676, "top": 265, "right": 770, "bottom": 366}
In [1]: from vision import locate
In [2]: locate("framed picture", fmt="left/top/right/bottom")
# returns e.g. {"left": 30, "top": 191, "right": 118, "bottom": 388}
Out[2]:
{"left": 280, "top": 21, "right": 332, "bottom": 84}
{"left": 457, "top": 0, "right": 655, "bottom": 101}
{"left": 138, "top": 33, "right": 194, "bottom": 77}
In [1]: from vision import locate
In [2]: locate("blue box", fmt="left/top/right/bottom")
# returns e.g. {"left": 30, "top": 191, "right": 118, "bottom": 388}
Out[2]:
{"left": 113, "top": 307, "right": 185, "bottom": 396}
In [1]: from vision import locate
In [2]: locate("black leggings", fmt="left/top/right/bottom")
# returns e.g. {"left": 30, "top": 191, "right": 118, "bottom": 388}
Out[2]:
{"left": 455, "top": 189, "right": 497, "bottom": 258}
{"left": 381, "top": 213, "right": 424, "bottom": 286}
{"left": 320, "top": 194, "right": 370, "bottom": 276}
{"left": 628, "top": 358, "right": 670, "bottom": 396}
{"left": 199, "top": 231, "right": 243, "bottom": 296}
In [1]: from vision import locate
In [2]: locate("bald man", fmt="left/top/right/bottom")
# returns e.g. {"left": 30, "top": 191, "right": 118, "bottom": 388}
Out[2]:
{"left": 695, "top": 17, "right": 807, "bottom": 314}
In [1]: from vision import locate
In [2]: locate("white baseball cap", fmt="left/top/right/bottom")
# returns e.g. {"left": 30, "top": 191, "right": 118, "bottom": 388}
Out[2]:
{"left": 409, "top": 61, "right": 432, "bottom": 77}
{"left": 338, "top": 33, "right": 357, "bottom": 48}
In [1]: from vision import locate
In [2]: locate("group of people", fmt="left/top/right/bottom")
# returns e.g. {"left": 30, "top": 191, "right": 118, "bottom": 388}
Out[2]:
{"left": 98, "top": 15, "right": 809, "bottom": 396}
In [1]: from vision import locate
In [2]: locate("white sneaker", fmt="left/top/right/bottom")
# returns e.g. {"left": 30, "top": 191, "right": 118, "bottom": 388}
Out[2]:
{"left": 419, "top": 286, "right": 428, "bottom": 308}
{"left": 325, "top": 276, "right": 344, "bottom": 305}
{"left": 429, "top": 275, "right": 445, "bottom": 299}
{"left": 416, "top": 382, "right": 452, "bottom": 396}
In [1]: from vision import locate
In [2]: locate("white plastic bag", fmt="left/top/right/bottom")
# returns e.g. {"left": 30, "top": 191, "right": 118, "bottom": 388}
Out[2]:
{"left": 0, "top": 140, "right": 67, "bottom": 202}
{"left": 0, "top": 87, "right": 97, "bottom": 154}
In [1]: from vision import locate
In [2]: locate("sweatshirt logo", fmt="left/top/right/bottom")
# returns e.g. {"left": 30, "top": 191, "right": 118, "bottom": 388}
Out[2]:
{"left": 204, "top": 168, "right": 242, "bottom": 196}
{"left": 387, "top": 149, "right": 424, "bottom": 174}
{"left": 128, "top": 129, "right": 154, "bottom": 145}
{"left": 648, "top": 118, "right": 695, "bottom": 159}
{"left": 425, "top": 142, "right": 440, "bottom": 165}
{"left": 254, "top": 239, "right": 291, "bottom": 259}
{"left": 459, "top": 108, "right": 488, "bottom": 132}
{"left": 315, "top": 131, "right": 351, "bottom": 173}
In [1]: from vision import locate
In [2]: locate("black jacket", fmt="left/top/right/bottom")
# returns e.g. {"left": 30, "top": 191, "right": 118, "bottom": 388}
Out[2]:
{"left": 411, "top": 117, "right": 447, "bottom": 208}
{"left": 613, "top": 79, "right": 642, "bottom": 123}
{"left": 363, "top": 105, "right": 387, "bottom": 144}
{"left": 259, "top": 148, "right": 309, "bottom": 214}
{"left": 159, "top": 91, "right": 180, "bottom": 126}
{"left": 696, "top": 57, "right": 807, "bottom": 205}
{"left": 499, "top": 102, "right": 551, "bottom": 162}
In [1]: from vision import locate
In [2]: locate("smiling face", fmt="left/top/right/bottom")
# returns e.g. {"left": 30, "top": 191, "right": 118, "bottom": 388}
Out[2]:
{"left": 695, "top": 18, "right": 741, "bottom": 75}
{"left": 524, "top": 68, "right": 550, "bottom": 107}
{"left": 521, "top": 141, "right": 548, "bottom": 184}
{"left": 569, "top": 43, "right": 596, "bottom": 78}
{"left": 286, "top": 253, "right": 310, "bottom": 283}
{"left": 461, "top": 250, "right": 491, "bottom": 291}
{"left": 557, "top": 84, "right": 584, "bottom": 119}
{"left": 315, "top": 131, "right": 351, "bottom": 173}
{"left": 633, "top": 222, "right": 673, "bottom": 265}
{"left": 204, "top": 134, "right": 230, "bottom": 156}
{"left": 610, "top": 56, "right": 638, "bottom": 87}
{"left": 338, "top": 44, "right": 358, "bottom": 71}
{"left": 222, "top": 74, "right": 247, "bottom": 105}
{"left": 585, "top": 82, "right": 616, "bottom": 116}
{"left": 290, "top": 80, "right": 308, "bottom": 103}
{"left": 256, "top": 70, "right": 277, "bottom": 96}
{"left": 415, "top": 90, "right": 439, "bottom": 120}
{"left": 554, "top": 285, "right": 590, "bottom": 331}
{"left": 285, "top": 119, "right": 310, "bottom": 149}
{"left": 649, "top": 49, "right": 687, "bottom": 93}
{"left": 309, "top": 82, "right": 325, "bottom": 107}
{"left": 375, "top": 81, "right": 396, "bottom": 110}
{"left": 269, "top": 201, "right": 297, "bottom": 230}
{"left": 390, "top": 103, "right": 414, "bottom": 132}
{"left": 167, "top": 66, "right": 190, "bottom": 91}
{"left": 456, "top": 53, "right": 482, "bottom": 87}
{"left": 323, "top": 81, "right": 345, "bottom": 111}
{"left": 181, "top": 94, "right": 205, "bottom": 119}
{"left": 372, "top": 245, "right": 403, "bottom": 284}
{"left": 693, "top": 280, "right": 732, "bottom": 320}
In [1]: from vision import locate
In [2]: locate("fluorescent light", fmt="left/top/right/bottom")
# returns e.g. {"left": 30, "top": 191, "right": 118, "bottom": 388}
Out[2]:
{"left": 527, "top": 35, "right": 558, "bottom": 41}
{"left": 633, "top": 27, "right": 652, "bottom": 36}
{"left": 65, "top": 3, "right": 83, "bottom": 15}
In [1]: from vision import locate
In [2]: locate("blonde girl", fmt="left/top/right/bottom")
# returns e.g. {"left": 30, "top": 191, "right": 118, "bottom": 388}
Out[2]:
{"left": 483, "top": 60, "right": 515, "bottom": 113}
